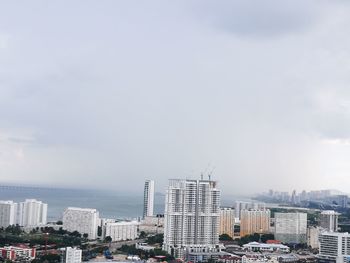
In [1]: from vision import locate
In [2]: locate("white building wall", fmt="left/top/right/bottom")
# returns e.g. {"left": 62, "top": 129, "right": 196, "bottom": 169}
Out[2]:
{"left": 163, "top": 179, "right": 221, "bottom": 258}
{"left": 274, "top": 212, "right": 307, "bottom": 243}
{"left": 63, "top": 207, "right": 99, "bottom": 239}
{"left": 65, "top": 247, "right": 82, "bottom": 263}
{"left": 143, "top": 180, "right": 155, "bottom": 218}
{"left": 104, "top": 221, "right": 138, "bottom": 241}
{"left": 318, "top": 232, "right": 350, "bottom": 263}
{"left": 18, "top": 199, "right": 47, "bottom": 227}
{"left": 0, "top": 201, "right": 18, "bottom": 228}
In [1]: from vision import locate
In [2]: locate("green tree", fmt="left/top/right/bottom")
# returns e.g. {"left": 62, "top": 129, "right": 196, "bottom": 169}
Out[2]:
{"left": 104, "top": 236, "right": 112, "bottom": 243}
{"left": 219, "top": 233, "right": 233, "bottom": 241}
{"left": 139, "top": 231, "right": 147, "bottom": 239}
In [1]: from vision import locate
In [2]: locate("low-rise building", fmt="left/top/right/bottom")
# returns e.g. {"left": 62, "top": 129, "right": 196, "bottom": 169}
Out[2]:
{"left": 138, "top": 214, "right": 164, "bottom": 234}
{"left": 62, "top": 247, "right": 82, "bottom": 263}
{"left": 103, "top": 221, "right": 138, "bottom": 241}
{"left": 243, "top": 242, "right": 290, "bottom": 253}
{"left": 241, "top": 255, "right": 279, "bottom": 263}
{"left": 0, "top": 246, "right": 36, "bottom": 261}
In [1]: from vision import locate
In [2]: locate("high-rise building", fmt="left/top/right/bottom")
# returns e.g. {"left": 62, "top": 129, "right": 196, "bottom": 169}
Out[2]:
{"left": 336, "top": 195, "right": 348, "bottom": 209}
{"left": 63, "top": 207, "right": 99, "bottom": 240}
{"left": 240, "top": 209, "right": 270, "bottom": 237}
{"left": 62, "top": 247, "right": 82, "bottom": 263}
{"left": 235, "top": 201, "right": 266, "bottom": 219}
{"left": 274, "top": 212, "right": 307, "bottom": 244}
{"left": 319, "top": 210, "right": 339, "bottom": 232}
{"left": 0, "top": 201, "right": 18, "bottom": 228}
{"left": 18, "top": 199, "right": 47, "bottom": 227}
{"left": 318, "top": 232, "right": 350, "bottom": 263}
{"left": 143, "top": 180, "right": 154, "bottom": 218}
{"left": 219, "top": 207, "right": 235, "bottom": 238}
{"left": 163, "top": 179, "right": 221, "bottom": 258}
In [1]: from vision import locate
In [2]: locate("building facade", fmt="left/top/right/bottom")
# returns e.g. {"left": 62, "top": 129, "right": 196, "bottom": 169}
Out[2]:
{"left": 63, "top": 207, "right": 99, "bottom": 240}
{"left": 307, "top": 226, "right": 320, "bottom": 249}
{"left": 242, "top": 242, "right": 290, "bottom": 253}
{"left": 139, "top": 214, "right": 164, "bottom": 234}
{"left": 274, "top": 212, "right": 307, "bottom": 244}
{"left": 319, "top": 210, "right": 339, "bottom": 232}
{"left": 235, "top": 202, "right": 266, "bottom": 219}
{"left": 103, "top": 221, "right": 138, "bottom": 241}
{"left": 318, "top": 232, "right": 350, "bottom": 263}
{"left": 143, "top": 180, "right": 155, "bottom": 218}
{"left": 163, "top": 179, "right": 221, "bottom": 258}
{"left": 18, "top": 199, "right": 47, "bottom": 227}
{"left": 63, "top": 247, "right": 82, "bottom": 263}
{"left": 0, "top": 201, "right": 17, "bottom": 228}
{"left": 220, "top": 207, "right": 235, "bottom": 238}
{"left": 0, "top": 246, "right": 36, "bottom": 261}
{"left": 240, "top": 209, "right": 270, "bottom": 237}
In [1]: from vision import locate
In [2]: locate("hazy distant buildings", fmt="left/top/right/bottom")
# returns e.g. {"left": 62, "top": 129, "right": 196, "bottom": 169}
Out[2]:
{"left": 240, "top": 209, "right": 270, "bottom": 237}
{"left": 18, "top": 199, "right": 47, "bottom": 227}
{"left": 163, "top": 179, "right": 220, "bottom": 258}
{"left": 143, "top": 180, "right": 154, "bottom": 218}
{"left": 319, "top": 210, "right": 339, "bottom": 232}
{"left": 220, "top": 207, "right": 235, "bottom": 238}
{"left": 0, "top": 201, "right": 18, "bottom": 228}
{"left": 336, "top": 195, "right": 348, "bottom": 209}
{"left": 274, "top": 212, "right": 307, "bottom": 244}
{"left": 63, "top": 207, "right": 99, "bottom": 240}
{"left": 318, "top": 232, "right": 350, "bottom": 263}
{"left": 103, "top": 221, "right": 138, "bottom": 241}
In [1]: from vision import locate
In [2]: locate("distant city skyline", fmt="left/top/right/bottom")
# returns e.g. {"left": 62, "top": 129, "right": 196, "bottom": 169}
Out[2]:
{"left": 2, "top": 1, "right": 350, "bottom": 194}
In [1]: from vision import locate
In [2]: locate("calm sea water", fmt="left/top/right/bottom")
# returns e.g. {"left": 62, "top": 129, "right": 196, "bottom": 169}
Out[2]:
{"left": 0, "top": 185, "right": 165, "bottom": 221}
{"left": 0, "top": 185, "right": 250, "bottom": 222}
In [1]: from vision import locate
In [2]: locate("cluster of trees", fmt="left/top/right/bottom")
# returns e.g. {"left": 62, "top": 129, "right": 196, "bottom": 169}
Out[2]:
{"left": 238, "top": 233, "right": 275, "bottom": 246}
{"left": 219, "top": 232, "right": 275, "bottom": 246}
{"left": 0, "top": 225, "right": 82, "bottom": 248}
{"left": 118, "top": 244, "right": 174, "bottom": 261}
{"left": 146, "top": 234, "right": 163, "bottom": 245}
{"left": 31, "top": 254, "right": 61, "bottom": 263}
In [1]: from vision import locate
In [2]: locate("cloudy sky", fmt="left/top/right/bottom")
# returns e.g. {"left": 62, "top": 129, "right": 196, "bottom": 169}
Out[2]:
{"left": 1, "top": 1, "right": 350, "bottom": 195}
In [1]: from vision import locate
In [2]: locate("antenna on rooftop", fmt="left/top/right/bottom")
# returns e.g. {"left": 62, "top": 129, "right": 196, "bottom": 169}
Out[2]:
{"left": 208, "top": 166, "right": 215, "bottom": 181}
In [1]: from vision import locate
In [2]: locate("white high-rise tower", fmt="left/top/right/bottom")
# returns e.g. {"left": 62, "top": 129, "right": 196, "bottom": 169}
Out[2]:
{"left": 0, "top": 201, "right": 18, "bottom": 228}
{"left": 18, "top": 199, "right": 48, "bottom": 227}
{"left": 163, "top": 179, "right": 221, "bottom": 258}
{"left": 143, "top": 180, "right": 154, "bottom": 218}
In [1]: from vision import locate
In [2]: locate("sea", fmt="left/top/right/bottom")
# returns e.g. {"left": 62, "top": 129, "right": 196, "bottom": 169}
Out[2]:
{"left": 0, "top": 185, "right": 250, "bottom": 222}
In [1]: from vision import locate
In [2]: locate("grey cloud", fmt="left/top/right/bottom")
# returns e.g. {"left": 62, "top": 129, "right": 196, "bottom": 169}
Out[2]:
{"left": 1, "top": 1, "right": 350, "bottom": 194}
{"left": 192, "top": 0, "right": 322, "bottom": 37}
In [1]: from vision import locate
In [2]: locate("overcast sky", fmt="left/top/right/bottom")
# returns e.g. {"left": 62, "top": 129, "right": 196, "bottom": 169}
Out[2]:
{"left": 1, "top": 1, "right": 350, "bottom": 195}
